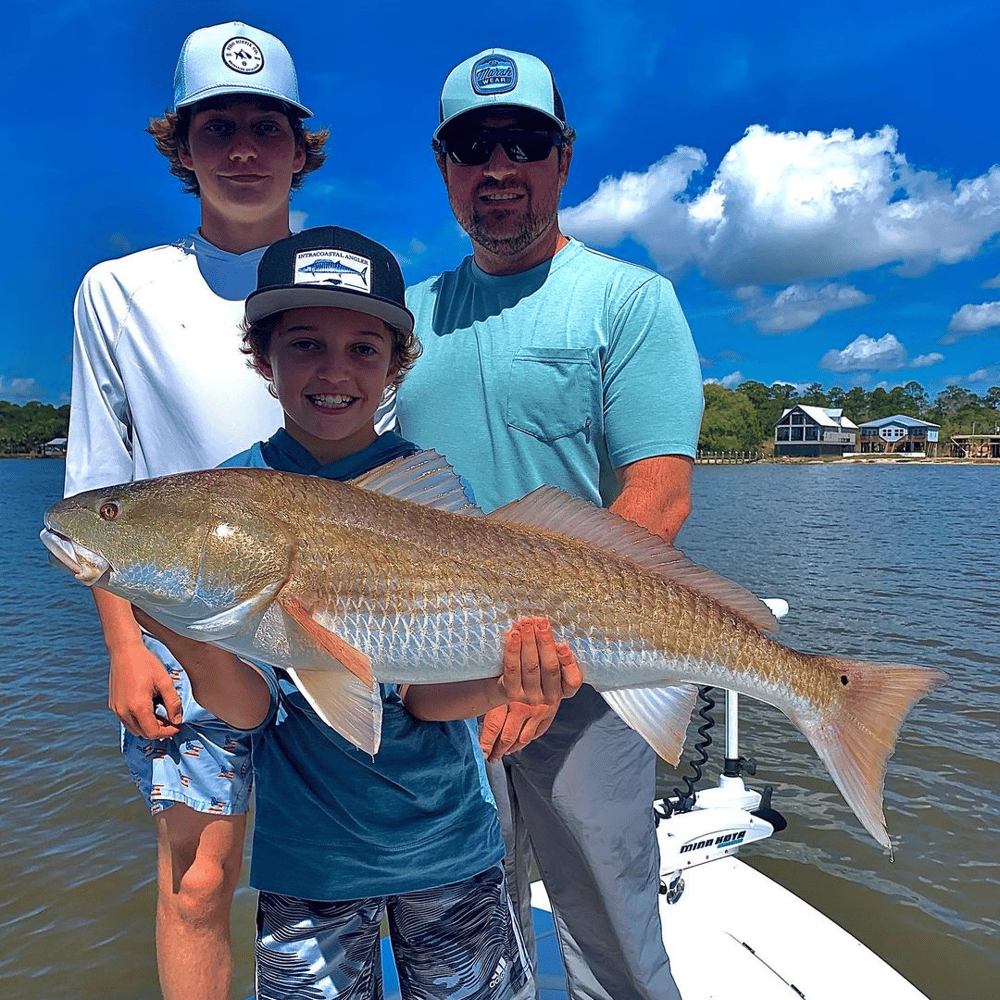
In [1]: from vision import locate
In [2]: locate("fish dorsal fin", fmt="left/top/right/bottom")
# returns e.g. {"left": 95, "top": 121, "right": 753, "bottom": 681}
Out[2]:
{"left": 351, "top": 449, "right": 483, "bottom": 515}
{"left": 488, "top": 487, "right": 778, "bottom": 634}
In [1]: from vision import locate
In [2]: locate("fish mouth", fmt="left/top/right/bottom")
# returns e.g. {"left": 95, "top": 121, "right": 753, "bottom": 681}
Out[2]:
{"left": 39, "top": 526, "right": 111, "bottom": 586}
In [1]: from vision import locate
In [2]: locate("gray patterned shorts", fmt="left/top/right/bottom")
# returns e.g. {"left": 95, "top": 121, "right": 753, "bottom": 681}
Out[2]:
{"left": 255, "top": 863, "right": 534, "bottom": 1000}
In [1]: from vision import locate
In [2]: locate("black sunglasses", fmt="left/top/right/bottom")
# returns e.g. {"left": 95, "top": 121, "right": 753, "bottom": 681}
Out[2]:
{"left": 440, "top": 128, "right": 564, "bottom": 167}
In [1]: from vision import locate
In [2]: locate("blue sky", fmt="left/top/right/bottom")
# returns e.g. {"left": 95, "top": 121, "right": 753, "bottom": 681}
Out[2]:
{"left": 4, "top": 0, "right": 1000, "bottom": 406}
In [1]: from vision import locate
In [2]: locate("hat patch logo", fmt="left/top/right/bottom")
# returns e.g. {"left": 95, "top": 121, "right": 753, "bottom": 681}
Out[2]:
{"left": 222, "top": 37, "right": 264, "bottom": 75}
{"left": 471, "top": 55, "right": 517, "bottom": 95}
{"left": 294, "top": 249, "right": 371, "bottom": 294}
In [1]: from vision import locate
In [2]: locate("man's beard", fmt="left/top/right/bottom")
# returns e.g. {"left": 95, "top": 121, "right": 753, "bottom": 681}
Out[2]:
{"left": 453, "top": 183, "right": 558, "bottom": 257}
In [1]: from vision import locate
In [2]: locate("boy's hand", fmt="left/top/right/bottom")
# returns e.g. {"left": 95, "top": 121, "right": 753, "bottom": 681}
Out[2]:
{"left": 131, "top": 607, "right": 270, "bottom": 731}
{"left": 94, "top": 588, "right": 182, "bottom": 738}
{"left": 480, "top": 617, "right": 582, "bottom": 762}
{"left": 108, "top": 640, "right": 182, "bottom": 739}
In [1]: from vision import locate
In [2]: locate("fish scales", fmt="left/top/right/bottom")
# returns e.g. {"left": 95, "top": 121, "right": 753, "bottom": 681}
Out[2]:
{"left": 285, "top": 485, "right": 816, "bottom": 699}
{"left": 219, "top": 476, "right": 688, "bottom": 683}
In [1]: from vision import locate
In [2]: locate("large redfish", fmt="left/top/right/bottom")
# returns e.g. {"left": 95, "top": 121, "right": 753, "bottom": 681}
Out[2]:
{"left": 40, "top": 451, "right": 945, "bottom": 849}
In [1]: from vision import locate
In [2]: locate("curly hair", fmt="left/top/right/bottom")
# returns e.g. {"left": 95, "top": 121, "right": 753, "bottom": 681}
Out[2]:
{"left": 146, "top": 97, "right": 328, "bottom": 196}
{"left": 241, "top": 312, "right": 422, "bottom": 393}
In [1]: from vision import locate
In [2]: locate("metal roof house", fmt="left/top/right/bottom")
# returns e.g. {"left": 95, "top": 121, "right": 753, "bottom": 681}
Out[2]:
{"left": 42, "top": 437, "right": 67, "bottom": 456}
{"left": 774, "top": 405, "right": 858, "bottom": 458}
{"left": 858, "top": 415, "right": 939, "bottom": 456}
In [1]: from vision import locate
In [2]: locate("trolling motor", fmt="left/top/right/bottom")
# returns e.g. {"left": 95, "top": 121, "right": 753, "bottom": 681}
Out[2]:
{"left": 654, "top": 600, "right": 789, "bottom": 891}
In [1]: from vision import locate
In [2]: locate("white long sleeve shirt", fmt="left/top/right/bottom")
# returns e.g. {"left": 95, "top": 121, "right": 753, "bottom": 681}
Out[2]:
{"left": 65, "top": 232, "right": 282, "bottom": 496}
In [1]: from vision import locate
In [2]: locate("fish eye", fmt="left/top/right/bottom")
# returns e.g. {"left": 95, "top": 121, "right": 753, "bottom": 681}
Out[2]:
{"left": 99, "top": 502, "right": 120, "bottom": 521}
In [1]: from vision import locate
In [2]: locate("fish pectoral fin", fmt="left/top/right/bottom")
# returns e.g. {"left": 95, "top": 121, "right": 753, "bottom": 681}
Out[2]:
{"left": 285, "top": 666, "right": 382, "bottom": 756}
{"left": 185, "top": 580, "right": 286, "bottom": 639}
{"left": 599, "top": 683, "right": 701, "bottom": 766}
{"left": 277, "top": 593, "right": 375, "bottom": 689}
{"left": 350, "top": 449, "right": 482, "bottom": 515}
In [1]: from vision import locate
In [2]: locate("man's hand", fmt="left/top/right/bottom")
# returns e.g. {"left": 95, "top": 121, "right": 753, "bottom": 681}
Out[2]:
{"left": 480, "top": 617, "right": 582, "bottom": 762}
{"left": 108, "top": 640, "right": 182, "bottom": 738}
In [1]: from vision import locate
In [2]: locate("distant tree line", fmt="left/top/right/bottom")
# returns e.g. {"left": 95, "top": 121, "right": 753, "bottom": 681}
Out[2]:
{"left": 0, "top": 401, "right": 70, "bottom": 455}
{"left": 4, "top": 382, "right": 999, "bottom": 457}
{"left": 699, "top": 380, "right": 1000, "bottom": 453}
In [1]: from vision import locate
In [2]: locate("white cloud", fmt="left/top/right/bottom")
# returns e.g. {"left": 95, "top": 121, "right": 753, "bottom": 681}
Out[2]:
{"left": 948, "top": 301, "right": 1000, "bottom": 331}
{"left": 818, "top": 333, "right": 943, "bottom": 373}
{"left": 774, "top": 380, "right": 814, "bottom": 394}
{"left": 561, "top": 125, "right": 1000, "bottom": 287}
{"left": 0, "top": 376, "right": 43, "bottom": 401}
{"left": 704, "top": 371, "right": 745, "bottom": 388}
{"left": 980, "top": 274, "right": 1000, "bottom": 288}
{"left": 735, "top": 281, "right": 873, "bottom": 333}
{"left": 559, "top": 147, "right": 709, "bottom": 278}
{"left": 942, "top": 301, "right": 1000, "bottom": 344}
{"left": 964, "top": 366, "right": 1000, "bottom": 385}
{"left": 911, "top": 352, "right": 946, "bottom": 368}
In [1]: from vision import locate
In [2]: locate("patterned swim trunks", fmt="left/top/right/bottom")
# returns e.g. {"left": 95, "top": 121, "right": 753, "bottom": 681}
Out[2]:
{"left": 255, "top": 863, "right": 534, "bottom": 1000}
{"left": 121, "top": 635, "right": 253, "bottom": 815}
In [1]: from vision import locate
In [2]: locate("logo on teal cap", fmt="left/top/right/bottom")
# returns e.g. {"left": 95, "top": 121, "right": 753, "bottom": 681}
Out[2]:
{"left": 472, "top": 55, "right": 517, "bottom": 95}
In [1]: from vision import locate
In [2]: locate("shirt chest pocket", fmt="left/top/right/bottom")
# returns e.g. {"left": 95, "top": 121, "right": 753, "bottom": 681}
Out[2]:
{"left": 506, "top": 347, "right": 598, "bottom": 443}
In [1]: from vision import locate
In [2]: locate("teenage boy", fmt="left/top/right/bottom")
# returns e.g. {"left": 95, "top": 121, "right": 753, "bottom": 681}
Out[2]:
{"left": 394, "top": 49, "right": 704, "bottom": 1000}
{"left": 137, "top": 225, "right": 582, "bottom": 1000}
{"left": 64, "top": 22, "right": 327, "bottom": 1000}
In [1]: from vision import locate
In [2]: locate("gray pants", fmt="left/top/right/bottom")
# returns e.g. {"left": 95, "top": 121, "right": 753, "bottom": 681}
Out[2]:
{"left": 488, "top": 685, "right": 681, "bottom": 1000}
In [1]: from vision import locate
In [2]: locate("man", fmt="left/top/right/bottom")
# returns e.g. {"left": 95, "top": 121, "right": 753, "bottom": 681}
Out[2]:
{"left": 64, "top": 22, "right": 327, "bottom": 1000}
{"left": 395, "top": 48, "right": 703, "bottom": 1000}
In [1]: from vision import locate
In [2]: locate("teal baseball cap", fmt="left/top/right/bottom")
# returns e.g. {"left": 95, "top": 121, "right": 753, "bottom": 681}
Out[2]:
{"left": 173, "top": 21, "right": 312, "bottom": 117}
{"left": 435, "top": 48, "right": 567, "bottom": 138}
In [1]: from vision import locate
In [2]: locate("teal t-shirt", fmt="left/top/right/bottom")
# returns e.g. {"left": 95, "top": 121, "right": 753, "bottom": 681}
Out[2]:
{"left": 397, "top": 239, "right": 703, "bottom": 512}
{"left": 220, "top": 429, "right": 504, "bottom": 901}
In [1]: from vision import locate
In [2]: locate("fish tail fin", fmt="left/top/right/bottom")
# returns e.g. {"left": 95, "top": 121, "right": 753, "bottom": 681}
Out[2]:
{"left": 795, "top": 659, "right": 946, "bottom": 850}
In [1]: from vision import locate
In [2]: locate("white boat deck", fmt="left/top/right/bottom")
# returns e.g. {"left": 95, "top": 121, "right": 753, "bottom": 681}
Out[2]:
{"left": 379, "top": 784, "right": 928, "bottom": 1000}
{"left": 532, "top": 851, "right": 927, "bottom": 1000}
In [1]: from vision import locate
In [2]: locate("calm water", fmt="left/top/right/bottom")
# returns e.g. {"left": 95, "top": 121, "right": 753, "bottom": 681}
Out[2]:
{"left": 2, "top": 458, "right": 998, "bottom": 999}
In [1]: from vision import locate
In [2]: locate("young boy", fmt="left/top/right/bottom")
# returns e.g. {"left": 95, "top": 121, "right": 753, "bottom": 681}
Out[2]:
{"left": 63, "top": 22, "right": 328, "bottom": 999}
{"left": 141, "top": 225, "right": 582, "bottom": 1000}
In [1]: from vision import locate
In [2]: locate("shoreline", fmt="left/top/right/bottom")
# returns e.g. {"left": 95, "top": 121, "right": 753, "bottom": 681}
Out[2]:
{"left": 696, "top": 455, "right": 1000, "bottom": 466}
{"left": 7, "top": 453, "right": 999, "bottom": 466}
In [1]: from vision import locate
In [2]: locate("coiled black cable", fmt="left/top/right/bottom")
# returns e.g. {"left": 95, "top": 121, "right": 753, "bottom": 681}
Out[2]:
{"left": 655, "top": 685, "right": 715, "bottom": 820}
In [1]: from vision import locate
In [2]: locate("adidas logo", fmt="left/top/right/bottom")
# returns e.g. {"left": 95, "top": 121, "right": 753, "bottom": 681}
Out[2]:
{"left": 489, "top": 956, "right": 509, "bottom": 989}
